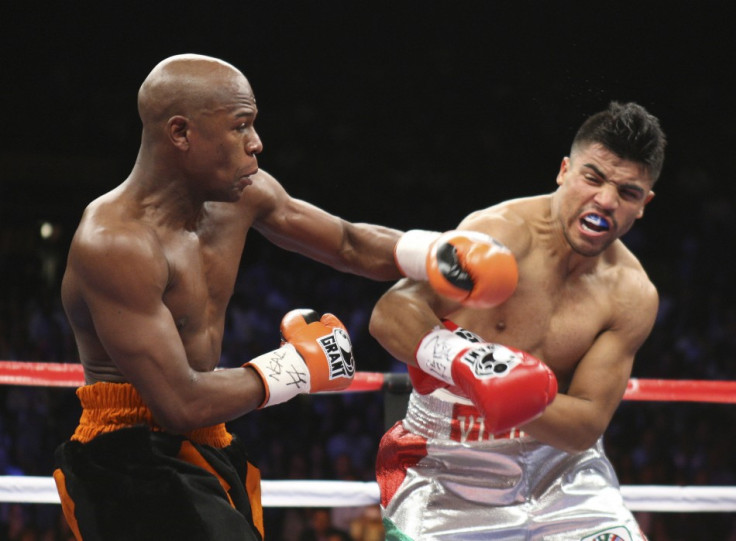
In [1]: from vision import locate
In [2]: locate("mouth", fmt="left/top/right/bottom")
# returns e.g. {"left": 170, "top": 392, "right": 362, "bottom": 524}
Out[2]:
{"left": 579, "top": 212, "right": 611, "bottom": 235}
{"left": 239, "top": 169, "right": 258, "bottom": 187}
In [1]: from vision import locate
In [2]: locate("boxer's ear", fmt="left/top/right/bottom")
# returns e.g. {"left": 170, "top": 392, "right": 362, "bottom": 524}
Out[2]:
{"left": 168, "top": 116, "right": 190, "bottom": 150}
{"left": 637, "top": 191, "right": 655, "bottom": 219}
{"left": 556, "top": 157, "right": 571, "bottom": 186}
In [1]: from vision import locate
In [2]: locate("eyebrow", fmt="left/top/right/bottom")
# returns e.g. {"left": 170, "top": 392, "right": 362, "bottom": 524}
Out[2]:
{"left": 582, "top": 163, "right": 647, "bottom": 196}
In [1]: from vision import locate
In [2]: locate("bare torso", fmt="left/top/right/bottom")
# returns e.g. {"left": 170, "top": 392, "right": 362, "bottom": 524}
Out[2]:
{"left": 62, "top": 182, "right": 255, "bottom": 383}
{"left": 445, "top": 195, "right": 649, "bottom": 390}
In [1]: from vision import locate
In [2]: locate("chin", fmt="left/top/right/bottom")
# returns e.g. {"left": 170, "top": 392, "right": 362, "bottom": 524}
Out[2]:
{"left": 571, "top": 246, "right": 601, "bottom": 257}
{"left": 223, "top": 185, "right": 245, "bottom": 202}
{"left": 571, "top": 237, "right": 612, "bottom": 257}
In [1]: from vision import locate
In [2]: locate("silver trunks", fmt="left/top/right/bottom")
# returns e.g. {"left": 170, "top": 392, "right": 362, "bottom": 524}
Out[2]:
{"left": 378, "top": 389, "right": 645, "bottom": 540}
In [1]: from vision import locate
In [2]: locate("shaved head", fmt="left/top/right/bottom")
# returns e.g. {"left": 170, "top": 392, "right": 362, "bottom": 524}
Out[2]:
{"left": 130, "top": 53, "right": 262, "bottom": 195}
{"left": 137, "top": 54, "right": 252, "bottom": 128}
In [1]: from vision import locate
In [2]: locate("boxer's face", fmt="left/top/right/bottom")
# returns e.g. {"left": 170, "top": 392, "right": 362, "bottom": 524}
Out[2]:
{"left": 184, "top": 75, "right": 263, "bottom": 202}
{"left": 554, "top": 143, "right": 654, "bottom": 256}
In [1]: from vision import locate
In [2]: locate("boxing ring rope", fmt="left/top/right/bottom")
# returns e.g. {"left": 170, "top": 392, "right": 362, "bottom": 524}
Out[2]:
{"left": 1, "top": 361, "right": 736, "bottom": 512}
{"left": 3, "top": 361, "right": 736, "bottom": 403}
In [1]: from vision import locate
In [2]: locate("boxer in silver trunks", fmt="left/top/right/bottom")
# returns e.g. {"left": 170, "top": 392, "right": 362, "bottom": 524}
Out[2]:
{"left": 377, "top": 389, "right": 642, "bottom": 540}
{"left": 370, "top": 102, "right": 666, "bottom": 540}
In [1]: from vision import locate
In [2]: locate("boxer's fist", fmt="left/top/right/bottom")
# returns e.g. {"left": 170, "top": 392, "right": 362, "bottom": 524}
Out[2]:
{"left": 280, "top": 309, "right": 355, "bottom": 392}
{"left": 450, "top": 342, "right": 558, "bottom": 434}
{"left": 408, "top": 320, "right": 483, "bottom": 395}
{"left": 415, "top": 327, "right": 557, "bottom": 433}
{"left": 428, "top": 231, "right": 518, "bottom": 308}
{"left": 407, "top": 364, "right": 449, "bottom": 395}
{"left": 246, "top": 309, "right": 355, "bottom": 408}
{"left": 394, "top": 230, "right": 518, "bottom": 308}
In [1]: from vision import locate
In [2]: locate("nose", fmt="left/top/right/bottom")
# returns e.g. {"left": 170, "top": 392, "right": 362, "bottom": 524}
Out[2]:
{"left": 247, "top": 131, "right": 263, "bottom": 157}
{"left": 594, "top": 182, "right": 619, "bottom": 210}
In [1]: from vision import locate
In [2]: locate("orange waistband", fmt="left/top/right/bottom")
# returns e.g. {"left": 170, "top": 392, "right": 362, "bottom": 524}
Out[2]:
{"left": 71, "top": 382, "right": 233, "bottom": 448}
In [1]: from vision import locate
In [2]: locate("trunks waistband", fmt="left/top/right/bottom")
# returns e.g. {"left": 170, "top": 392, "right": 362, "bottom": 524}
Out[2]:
{"left": 72, "top": 382, "right": 233, "bottom": 448}
{"left": 406, "top": 389, "right": 526, "bottom": 443}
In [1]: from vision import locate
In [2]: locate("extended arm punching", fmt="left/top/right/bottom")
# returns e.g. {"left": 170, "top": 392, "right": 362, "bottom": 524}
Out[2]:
{"left": 394, "top": 229, "right": 519, "bottom": 308}
{"left": 251, "top": 170, "right": 519, "bottom": 307}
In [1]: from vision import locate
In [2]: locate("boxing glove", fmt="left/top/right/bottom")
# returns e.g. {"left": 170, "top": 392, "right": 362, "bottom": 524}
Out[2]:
{"left": 415, "top": 327, "right": 558, "bottom": 433}
{"left": 394, "top": 230, "right": 518, "bottom": 308}
{"left": 246, "top": 309, "right": 355, "bottom": 408}
{"left": 408, "top": 319, "right": 484, "bottom": 395}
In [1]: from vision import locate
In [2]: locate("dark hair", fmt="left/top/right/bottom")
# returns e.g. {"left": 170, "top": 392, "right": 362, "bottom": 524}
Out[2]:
{"left": 571, "top": 101, "right": 667, "bottom": 183}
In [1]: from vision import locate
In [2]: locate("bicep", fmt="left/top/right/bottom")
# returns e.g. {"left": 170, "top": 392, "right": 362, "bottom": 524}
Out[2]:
{"left": 75, "top": 238, "right": 191, "bottom": 401}
{"left": 566, "top": 330, "right": 637, "bottom": 422}
{"left": 523, "top": 330, "right": 639, "bottom": 451}
{"left": 570, "top": 276, "right": 658, "bottom": 401}
{"left": 252, "top": 171, "right": 400, "bottom": 278}
{"left": 370, "top": 278, "right": 460, "bottom": 365}
{"left": 256, "top": 195, "right": 346, "bottom": 259}
{"left": 566, "top": 291, "right": 657, "bottom": 425}
{"left": 525, "top": 278, "right": 658, "bottom": 450}
{"left": 87, "top": 284, "right": 186, "bottom": 384}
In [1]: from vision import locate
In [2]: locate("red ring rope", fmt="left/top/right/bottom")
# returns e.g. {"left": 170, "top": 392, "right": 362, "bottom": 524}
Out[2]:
{"left": 1, "top": 361, "right": 735, "bottom": 403}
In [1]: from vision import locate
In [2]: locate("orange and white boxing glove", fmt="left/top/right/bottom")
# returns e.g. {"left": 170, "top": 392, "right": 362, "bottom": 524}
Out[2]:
{"left": 414, "top": 326, "right": 558, "bottom": 434}
{"left": 246, "top": 309, "right": 355, "bottom": 408}
{"left": 394, "top": 230, "right": 518, "bottom": 308}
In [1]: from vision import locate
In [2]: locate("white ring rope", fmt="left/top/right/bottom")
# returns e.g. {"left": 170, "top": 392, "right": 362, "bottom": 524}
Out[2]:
{"left": 1, "top": 476, "right": 735, "bottom": 512}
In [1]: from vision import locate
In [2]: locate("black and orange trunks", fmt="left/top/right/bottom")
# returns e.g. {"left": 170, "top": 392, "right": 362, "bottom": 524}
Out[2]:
{"left": 53, "top": 382, "right": 263, "bottom": 541}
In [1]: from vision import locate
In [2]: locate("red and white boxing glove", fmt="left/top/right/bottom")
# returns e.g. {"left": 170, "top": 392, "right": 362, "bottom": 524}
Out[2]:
{"left": 414, "top": 326, "right": 558, "bottom": 434}
{"left": 246, "top": 309, "right": 355, "bottom": 408}
{"left": 394, "top": 230, "right": 519, "bottom": 308}
{"left": 408, "top": 320, "right": 484, "bottom": 395}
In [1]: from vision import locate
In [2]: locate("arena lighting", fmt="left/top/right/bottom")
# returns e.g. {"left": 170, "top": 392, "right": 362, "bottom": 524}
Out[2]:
{"left": 39, "top": 221, "right": 55, "bottom": 239}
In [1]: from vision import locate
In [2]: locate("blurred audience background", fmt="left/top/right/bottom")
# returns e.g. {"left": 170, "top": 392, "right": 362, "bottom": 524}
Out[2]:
{"left": 2, "top": 199, "right": 736, "bottom": 539}
{"left": 2, "top": 4, "right": 736, "bottom": 539}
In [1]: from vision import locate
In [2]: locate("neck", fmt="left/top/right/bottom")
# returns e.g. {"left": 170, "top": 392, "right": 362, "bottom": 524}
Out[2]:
{"left": 126, "top": 152, "right": 206, "bottom": 231}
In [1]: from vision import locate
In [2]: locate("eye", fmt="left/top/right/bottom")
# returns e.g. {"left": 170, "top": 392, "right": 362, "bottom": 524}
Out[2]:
{"left": 620, "top": 188, "right": 643, "bottom": 202}
{"left": 617, "top": 184, "right": 646, "bottom": 201}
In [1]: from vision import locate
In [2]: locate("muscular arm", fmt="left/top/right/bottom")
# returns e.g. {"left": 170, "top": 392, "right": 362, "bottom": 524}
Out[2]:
{"left": 370, "top": 203, "right": 531, "bottom": 359}
{"left": 522, "top": 277, "right": 659, "bottom": 452}
{"left": 66, "top": 227, "right": 266, "bottom": 433}
{"left": 250, "top": 170, "right": 402, "bottom": 280}
{"left": 370, "top": 279, "right": 457, "bottom": 364}
{"left": 370, "top": 208, "right": 525, "bottom": 363}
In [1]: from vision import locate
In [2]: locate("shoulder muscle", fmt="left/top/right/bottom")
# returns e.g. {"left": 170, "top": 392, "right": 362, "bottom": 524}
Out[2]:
{"left": 70, "top": 222, "right": 169, "bottom": 310}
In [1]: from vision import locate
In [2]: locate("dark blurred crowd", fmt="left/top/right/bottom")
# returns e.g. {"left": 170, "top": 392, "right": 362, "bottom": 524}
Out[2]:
{"left": 2, "top": 185, "right": 736, "bottom": 540}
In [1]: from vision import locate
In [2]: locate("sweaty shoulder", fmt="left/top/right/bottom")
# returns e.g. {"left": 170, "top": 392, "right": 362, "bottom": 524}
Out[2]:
{"left": 457, "top": 194, "right": 550, "bottom": 259}
{"left": 237, "top": 168, "right": 287, "bottom": 219}
{"left": 67, "top": 195, "right": 168, "bottom": 297}
{"left": 606, "top": 242, "right": 659, "bottom": 341}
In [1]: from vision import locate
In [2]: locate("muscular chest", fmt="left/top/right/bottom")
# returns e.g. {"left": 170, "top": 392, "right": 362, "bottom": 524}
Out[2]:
{"left": 455, "top": 266, "right": 611, "bottom": 383}
{"left": 162, "top": 220, "right": 247, "bottom": 332}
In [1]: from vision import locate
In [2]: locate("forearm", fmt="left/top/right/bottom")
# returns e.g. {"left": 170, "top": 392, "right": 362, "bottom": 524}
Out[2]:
{"left": 521, "top": 393, "right": 612, "bottom": 453}
{"left": 342, "top": 222, "right": 403, "bottom": 280}
{"left": 137, "top": 365, "right": 266, "bottom": 434}
{"left": 369, "top": 284, "right": 444, "bottom": 365}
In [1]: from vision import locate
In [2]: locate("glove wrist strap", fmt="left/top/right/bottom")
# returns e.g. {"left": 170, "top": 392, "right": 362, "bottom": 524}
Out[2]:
{"left": 247, "top": 344, "right": 310, "bottom": 408}
{"left": 415, "top": 327, "right": 473, "bottom": 386}
{"left": 394, "top": 230, "right": 441, "bottom": 280}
